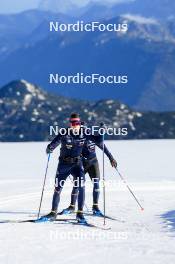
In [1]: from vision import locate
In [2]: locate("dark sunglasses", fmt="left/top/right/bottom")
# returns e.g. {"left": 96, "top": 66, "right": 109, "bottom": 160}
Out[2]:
{"left": 70, "top": 121, "right": 81, "bottom": 126}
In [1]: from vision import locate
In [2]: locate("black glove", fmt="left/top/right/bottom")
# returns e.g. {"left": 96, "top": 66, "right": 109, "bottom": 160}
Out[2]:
{"left": 46, "top": 145, "right": 53, "bottom": 154}
{"left": 110, "top": 158, "right": 117, "bottom": 168}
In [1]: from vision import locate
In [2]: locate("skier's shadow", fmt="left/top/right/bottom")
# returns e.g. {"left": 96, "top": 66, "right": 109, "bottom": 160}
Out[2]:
{"left": 160, "top": 210, "right": 175, "bottom": 231}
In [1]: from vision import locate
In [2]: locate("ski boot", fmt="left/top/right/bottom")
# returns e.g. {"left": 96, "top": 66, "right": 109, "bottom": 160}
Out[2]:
{"left": 37, "top": 210, "right": 57, "bottom": 222}
{"left": 59, "top": 205, "right": 75, "bottom": 215}
{"left": 92, "top": 204, "right": 104, "bottom": 217}
{"left": 76, "top": 211, "right": 87, "bottom": 225}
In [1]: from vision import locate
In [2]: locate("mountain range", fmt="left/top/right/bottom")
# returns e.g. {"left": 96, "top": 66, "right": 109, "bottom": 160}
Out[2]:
{"left": 0, "top": 80, "right": 174, "bottom": 141}
{"left": 0, "top": 11, "right": 175, "bottom": 111}
{"left": 0, "top": 2, "right": 175, "bottom": 111}
{"left": 39, "top": 0, "right": 175, "bottom": 21}
{"left": 0, "top": 10, "right": 73, "bottom": 60}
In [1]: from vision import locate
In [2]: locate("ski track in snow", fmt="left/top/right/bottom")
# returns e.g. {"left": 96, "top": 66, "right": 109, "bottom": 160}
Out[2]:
{"left": 0, "top": 140, "right": 175, "bottom": 264}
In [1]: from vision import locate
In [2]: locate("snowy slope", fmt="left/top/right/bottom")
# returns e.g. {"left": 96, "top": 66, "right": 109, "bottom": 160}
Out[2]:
{"left": 0, "top": 140, "right": 175, "bottom": 264}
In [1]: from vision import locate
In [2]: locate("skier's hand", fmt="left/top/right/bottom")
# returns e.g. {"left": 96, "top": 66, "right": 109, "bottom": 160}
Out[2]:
{"left": 110, "top": 158, "right": 117, "bottom": 168}
{"left": 46, "top": 145, "right": 53, "bottom": 154}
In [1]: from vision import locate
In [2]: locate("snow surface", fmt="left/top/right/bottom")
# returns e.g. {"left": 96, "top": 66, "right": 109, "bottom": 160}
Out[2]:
{"left": 0, "top": 140, "right": 175, "bottom": 264}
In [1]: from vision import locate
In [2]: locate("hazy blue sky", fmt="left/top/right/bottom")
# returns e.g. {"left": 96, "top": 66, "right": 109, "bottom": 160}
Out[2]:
{"left": 0, "top": 0, "right": 129, "bottom": 14}
{"left": 0, "top": 0, "right": 40, "bottom": 14}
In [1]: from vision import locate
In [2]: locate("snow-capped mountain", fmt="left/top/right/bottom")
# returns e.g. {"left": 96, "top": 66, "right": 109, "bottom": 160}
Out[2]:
{"left": 0, "top": 80, "right": 174, "bottom": 141}
{"left": 87, "top": 0, "right": 175, "bottom": 22}
{"left": 38, "top": 0, "right": 175, "bottom": 21}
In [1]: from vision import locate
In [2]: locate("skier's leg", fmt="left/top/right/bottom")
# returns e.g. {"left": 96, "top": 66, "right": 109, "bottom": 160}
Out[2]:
{"left": 39, "top": 163, "right": 71, "bottom": 220}
{"left": 88, "top": 161, "right": 101, "bottom": 207}
{"left": 72, "top": 163, "right": 86, "bottom": 223}
{"left": 77, "top": 170, "right": 85, "bottom": 212}
{"left": 51, "top": 163, "right": 71, "bottom": 212}
{"left": 60, "top": 182, "right": 78, "bottom": 214}
{"left": 88, "top": 161, "right": 104, "bottom": 216}
{"left": 70, "top": 183, "right": 79, "bottom": 207}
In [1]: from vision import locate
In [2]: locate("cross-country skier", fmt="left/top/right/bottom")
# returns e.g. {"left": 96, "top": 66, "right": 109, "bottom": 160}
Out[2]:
{"left": 60, "top": 139, "right": 117, "bottom": 217}
{"left": 41, "top": 113, "right": 117, "bottom": 224}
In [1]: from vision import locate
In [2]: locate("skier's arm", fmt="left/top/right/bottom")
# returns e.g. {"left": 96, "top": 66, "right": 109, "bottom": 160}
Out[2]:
{"left": 89, "top": 135, "right": 117, "bottom": 168}
{"left": 46, "top": 134, "right": 61, "bottom": 153}
{"left": 97, "top": 142, "right": 117, "bottom": 168}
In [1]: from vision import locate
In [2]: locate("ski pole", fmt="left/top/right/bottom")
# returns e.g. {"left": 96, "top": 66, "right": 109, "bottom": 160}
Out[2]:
{"left": 102, "top": 128, "right": 106, "bottom": 225}
{"left": 37, "top": 153, "right": 51, "bottom": 219}
{"left": 115, "top": 168, "right": 144, "bottom": 211}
